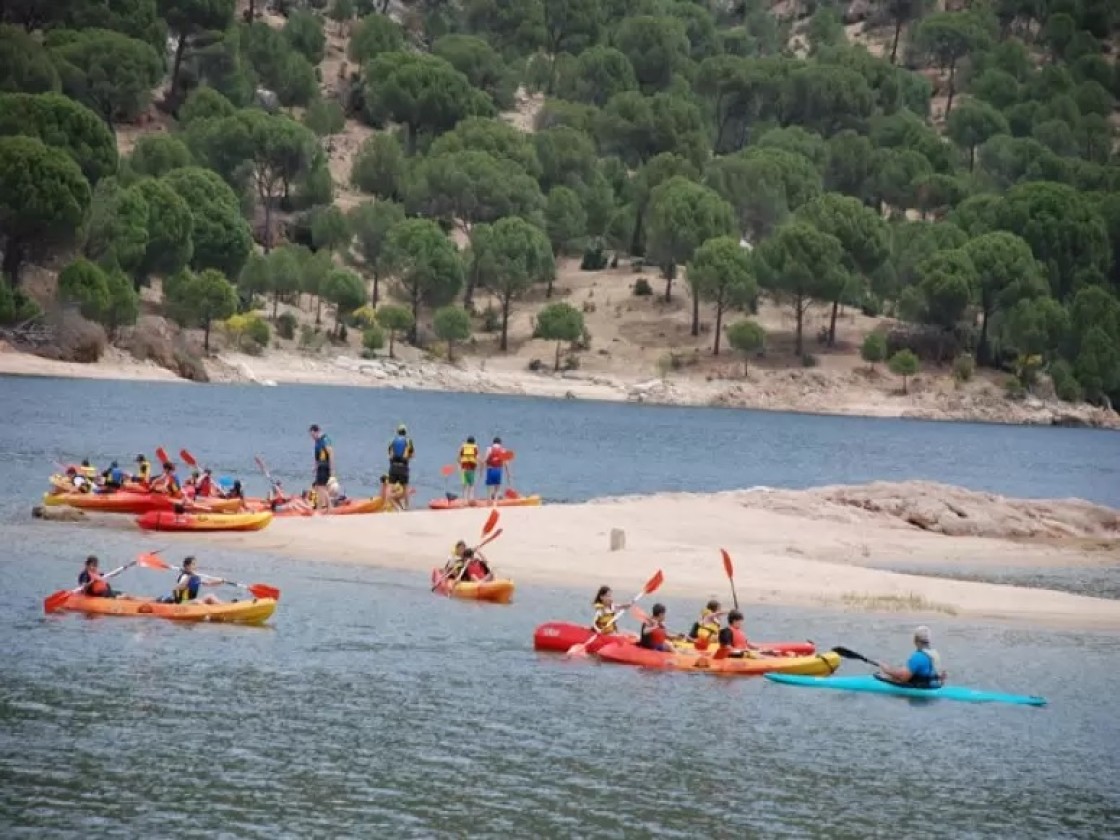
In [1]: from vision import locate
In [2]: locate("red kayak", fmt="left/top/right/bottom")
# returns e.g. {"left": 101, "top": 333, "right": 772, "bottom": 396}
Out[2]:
{"left": 532, "top": 621, "right": 815, "bottom": 657}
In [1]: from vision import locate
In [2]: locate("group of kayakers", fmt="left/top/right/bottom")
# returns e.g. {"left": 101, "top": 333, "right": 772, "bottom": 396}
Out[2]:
{"left": 79, "top": 555, "right": 226, "bottom": 605}
{"left": 591, "top": 586, "right": 946, "bottom": 688}
{"left": 56, "top": 454, "right": 248, "bottom": 506}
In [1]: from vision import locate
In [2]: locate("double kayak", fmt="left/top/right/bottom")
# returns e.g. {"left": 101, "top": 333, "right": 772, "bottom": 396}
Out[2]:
{"left": 596, "top": 642, "right": 840, "bottom": 677}
{"left": 532, "top": 622, "right": 816, "bottom": 657}
{"left": 428, "top": 495, "right": 542, "bottom": 510}
{"left": 136, "top": 510, "right": 273, "bottom": 532}
{"left": 430, "top": 569, "right": 515, "bottom": 604}
{"left": 765, "top": 674, "right": 1048, "bottom": 706}
{"left": 57, "top": 594, "right": 276, "bottom": 625}
{"left": 245, "top": 497, "right": 386, "bottom": 516}
{"left": 44, "top": 491, "right": 240, "bottom": 515}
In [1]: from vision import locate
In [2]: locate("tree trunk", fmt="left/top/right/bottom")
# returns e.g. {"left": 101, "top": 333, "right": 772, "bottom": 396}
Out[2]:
{"left": 170, "top": 35, "right": 187, "bottom": 104}
{"left": 828, "top": 299, "right": 839, "bottom": 347}
{"left": 371, "top": 271, "right": 380, "bottom": 306}
{"left": 663, "top": 263, "right": 675, "bottom": 302}
{"left": 554, "top": 340, "right": 561, "bottom": 371}
{"left": 388, "top": 330, "right": 396, "bottom": 358}
{"left": 978, "top": 307, "right": 991, "bottom": 366}
{"left": 409, "top": 293, "right": 420, "bottom": 343}
{"left": 248, "top": 0, "right": 255, "bottom": 20}
{"left": 447, "top": 340, "right": 454, "bottom": 362}
{"left": 315, "top": 296, "right": 322, "bottom": 325}
{"left": 499, "top": 296, "right": 511, "bottom": 351}
{"left": 690, "top": 290, "right": 700, "bottom": 337}
{"left": 203, "top": 320, "right": 211, "bottom": 352}
{"left": 263, "top": 199, "right": 273, "bottom": 253}
{"left": 713, "top": 305, "right": 724, "bottom": 355}
{"left": 272, "top": 294, "right": 279, "bottom": 320}
{"left": 546, "top": 273, "right": 554, "bottom": 298}
{"left": 794, "top": 294, "right": 805, "bottom": 356}
{"left": 629, "top": 206, "right": 645, "bottom": 256}
{"left": 2, "top": 237, "right": 23, "bottom": 286}
{"left": 945, "top": 59, "right": 957, "bottom": 117}
{"left": 889, "top": 19, "right": 903, "bottom": 65}
{"left": 902, "top": 374, "right": 909, "bottom": 395}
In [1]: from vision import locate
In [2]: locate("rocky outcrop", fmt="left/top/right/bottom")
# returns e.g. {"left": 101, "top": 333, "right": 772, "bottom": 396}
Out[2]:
{"left": 32, "top": 505, "right": 86, "bottom": 522}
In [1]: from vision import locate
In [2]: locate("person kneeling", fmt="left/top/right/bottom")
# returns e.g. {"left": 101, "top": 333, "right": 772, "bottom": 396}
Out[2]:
{"left": 161, "top": 556, "right": 224, "bottom": 605}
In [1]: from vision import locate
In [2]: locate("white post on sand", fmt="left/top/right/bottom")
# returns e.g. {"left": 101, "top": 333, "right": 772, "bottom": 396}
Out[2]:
{"left": 610, "top": 528, "right": 626, "bottom": 551}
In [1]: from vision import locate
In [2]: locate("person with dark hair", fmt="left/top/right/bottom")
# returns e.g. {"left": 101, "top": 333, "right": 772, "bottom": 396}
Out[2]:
{"left": 591, "top": 586, "right": 630, "bottom": 634}
{"left": 308, "top": 424, "right": 334, "bottom": 511}
{"left": 484, "top": 437, "right": 507, "bottom": 502}
{"left": 689, "top": 599, "right": 726, "bottom": 650}
{"left": 162, "top": 557, "right": 224, "bottom": 605}
{"left": 78, "top": 556, "right": 120, "bottom": 598}
{"left": 387, "top": 425, "right": 415, "bottom": 509}
{"left": 717, "top": 610, "right": 754, "bottom": 657}
{"left": 151, "top": 461, "right": 182, "bottom": 497}
{"left": 638, "top": 604, "right": 681, "bottom": 652}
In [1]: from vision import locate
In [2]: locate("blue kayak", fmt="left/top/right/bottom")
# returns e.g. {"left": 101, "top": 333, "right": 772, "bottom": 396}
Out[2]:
{"left": 765, "top": 674, "right": 1047, "bottom": 707}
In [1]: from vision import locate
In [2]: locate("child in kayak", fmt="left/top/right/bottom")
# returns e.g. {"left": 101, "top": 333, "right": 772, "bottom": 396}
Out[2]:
{"left": 592, "top": 586, "right": 631, "bottom": 635}
{"left": 877, "top": 626, "right": 946, "bottom": 689}
{"left": 161, "top": 556, "right": 224, "bottom": 605}
{"left": 78, "top": 556, "right": 124, "bottom": 599}
{"left": 133, "top": 454, "right": 151, "bottom": 485}
{"left": 461, "top": 548, "right": 493, "bottom": 582}
{"left": 717, "top": 610, "right": 755, "bottom": 658}
{"left": 638, "top": 604, "right": 682, "bottom": 652}
{"left": 689, "top": 599, "right": 726, "bottom": 650}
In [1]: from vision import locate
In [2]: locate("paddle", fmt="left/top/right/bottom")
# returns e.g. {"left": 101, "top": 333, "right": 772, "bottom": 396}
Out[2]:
{"left": 720, "top": 548, "right": 740, "bottom": 610}
{"left": 432, "top": 511, "right": 501, "bottom": 591}
{"left": 566, "top": 569, "right": 665, "bottom": 657}
{"left": 138, "top": 552, "right": 280, "bottom": 601}
{"left": 501, "top": 450, "right": 519, "bottom": 499}
{"left": 155, "top": 447, "right": 170, "bottom": 465}
{"left": 832, "top": 646, "right": 883, "bottom": 669}
{"left": 440, "top": 464, "right": 456, "bottom": 478}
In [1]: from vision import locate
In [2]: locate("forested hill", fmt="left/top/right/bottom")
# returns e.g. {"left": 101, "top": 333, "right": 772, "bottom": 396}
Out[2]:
{"left": 0, "top": 0, "right": 1118, "bottom": 410}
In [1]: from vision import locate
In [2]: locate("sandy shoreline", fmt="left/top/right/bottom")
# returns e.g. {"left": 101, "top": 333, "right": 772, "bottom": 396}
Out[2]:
{"left": 116, "top": 481, "right": 1120, "bottom": 632}
{"left": 2, "top": 345, "right": 1118, "bottom": 430}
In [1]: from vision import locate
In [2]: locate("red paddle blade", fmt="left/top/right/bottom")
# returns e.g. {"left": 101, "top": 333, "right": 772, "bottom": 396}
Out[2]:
{"left": 643, "top": 570, "right": 664, "bottom": 596}
{"left": 503, "top": 488, "right": 519, "bottom": 499}
{"left": 502, "top": 450, "right": 516, "bottom": 463}
{"left": 629, "top": 605, "right": 650, "bottom": 624}
{"left": 721, "top": 548, "right": 734, "bottom": 580}
{"left": 155, "top": 447, "right": 169, "bottom": 464}
{"left": 440, "top": 464, "right": 455, "bottom": 477}
{"left": 43, "top": 590, "right": 71, "bottom": 613}
{"left": 179, "top": 449, "right": 197, "bottom": 467}
{"left": 248, "top": 583, "right": 280, "bottom": 601}
{"left": 481, "top": 508, "right": 499, "bottom": 536}
{"left": 136, "top": 552, "right": 170, "bottom": 570}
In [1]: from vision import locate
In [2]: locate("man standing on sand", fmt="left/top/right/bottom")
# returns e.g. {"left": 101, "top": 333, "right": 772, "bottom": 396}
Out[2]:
{"left": 387, "top": 425, "right": 414, "bottom": 509}
{"left": 309, "top": 424, "right": 334, "bottom": 511}
{"left": 483, "top": 436, "right": 507, "bottom": 503}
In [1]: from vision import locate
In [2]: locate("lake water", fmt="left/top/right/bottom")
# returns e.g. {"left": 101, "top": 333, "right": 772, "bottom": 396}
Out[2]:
{"left": 2, "top": 376, "right": 1119, "bottom": 837}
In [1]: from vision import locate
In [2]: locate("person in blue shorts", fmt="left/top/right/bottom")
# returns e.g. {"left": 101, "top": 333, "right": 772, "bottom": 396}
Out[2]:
{"left": 309, "top": 424, "right": 334, "bottom": 511}
{"left": 878, "top": 626, "right": 946, "bottom": 688}
{"left": 483, "top": 437, "right": 506, "bottom": 502}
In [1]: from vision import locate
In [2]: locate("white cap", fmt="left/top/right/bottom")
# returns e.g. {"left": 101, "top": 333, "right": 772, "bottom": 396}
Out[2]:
{"left": 914, "top": 626, "right": 932, "bottom": 645}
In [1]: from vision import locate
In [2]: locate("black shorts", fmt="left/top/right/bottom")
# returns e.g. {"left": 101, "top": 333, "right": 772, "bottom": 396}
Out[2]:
{"left": 388, "top": 461, "right": 409, "bottom": 486}
{"left": 315, "top": 464, "right": 331, "bottom": 486}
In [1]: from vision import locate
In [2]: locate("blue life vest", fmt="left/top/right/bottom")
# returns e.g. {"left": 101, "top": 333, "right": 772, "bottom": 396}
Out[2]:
{"left": 390, "top": 435, "right": 410, "bottom": 462}
{"left": 175, "top": 572, "right": 201, "bottom": 603}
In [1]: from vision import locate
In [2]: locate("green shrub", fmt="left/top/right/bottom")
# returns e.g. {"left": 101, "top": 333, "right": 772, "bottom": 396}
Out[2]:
{"left": 1004, "top": 375, "right": 1026, "bottom": 399}
{"left": 276, "top": 311, "right": 298, "bottom": 339}
{"left": 633, "top": 277, "right": 653, "bottom": 296}
{"left": 481, "top": 306, "right": 500, "bottom": 333}
{"left": 801, "top": 353, "right": 819, "bottom": 368}
{"left": 860, "top": 332, "right": 887, "bottom": 369}
{"left": 580, "top": 243, "right": 607, "bottom": 271}
{"left": 1049, "top": 359, "right": 1082, "bottom": 402}
{"left": 952, "top": 354, "right": 975, "bottom": 383}
{"left": 362, "top": 323, "right": 385, "bottom": 354}
{"left": 246, "top": 316, "right": 270, "bottom": 348}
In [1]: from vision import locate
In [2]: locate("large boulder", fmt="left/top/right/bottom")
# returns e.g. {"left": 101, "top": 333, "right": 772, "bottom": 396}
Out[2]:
{"left": 32, "top": 505, "right": 86, "bottom": 522}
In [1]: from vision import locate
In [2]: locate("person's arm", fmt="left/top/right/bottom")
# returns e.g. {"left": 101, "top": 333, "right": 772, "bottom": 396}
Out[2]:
{"left": 878, "top": 655, "right": 914, "bottom": 682}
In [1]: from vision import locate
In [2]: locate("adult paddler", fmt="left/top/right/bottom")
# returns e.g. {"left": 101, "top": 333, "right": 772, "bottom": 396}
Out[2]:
{"left": 309, "top": 424, "right": 334, "bottom": 511}
{"left": 458, "top": 436, "right": 479, "bottom": 503}
{"left": 387, "top": 425, "right": 414, "bottom": 510}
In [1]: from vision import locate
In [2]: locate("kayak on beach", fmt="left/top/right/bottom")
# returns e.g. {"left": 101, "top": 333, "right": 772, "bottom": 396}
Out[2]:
{"left": 43, "top": 491, "right": 241, "bottom": 515}
{"left": 136, "top": 510, "right": 273, "bottom": 532}
{"left": 56, "top": 593, "right": 277, "bottom": 625}
{"left": 428, "top": 494, "right": 542, "bottom": 510}
{"left": 764, "top": 674, "right": 1048, "bottom": 706}
{"left": 596, "top": 642, "right": 841, "bottom": 677}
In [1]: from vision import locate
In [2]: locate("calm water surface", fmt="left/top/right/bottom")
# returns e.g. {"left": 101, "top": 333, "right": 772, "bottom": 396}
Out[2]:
{"left": 2, "top": 376, "right": 1119, "bottom": 837}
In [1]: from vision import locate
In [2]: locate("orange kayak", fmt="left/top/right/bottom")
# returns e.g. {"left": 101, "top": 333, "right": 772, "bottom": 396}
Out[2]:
{"left": 430, "top": 569, "right": 515, "bottom": 604}
{"left": 136, "top": 511, "right": 273, "bottom": 532}
{"left": 428, "top": 495, "right": 542, "bottom": 510}
{"left": 265, "top": 497, "right": 387, "bottom": 517}
{"left": 59, "top": 594, "right": 276, "bottom": 624}
{"left": 43, "top": 492, "right": 241, "bottom": 515}
{"left": 595, "top": 642, "right": 841, "bottom": 676}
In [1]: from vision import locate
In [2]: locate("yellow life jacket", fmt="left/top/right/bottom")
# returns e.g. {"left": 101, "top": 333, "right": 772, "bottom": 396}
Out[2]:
{"left": 593, "top": 602, "right": 617, "bottom": 633}
{"left": 696, "top": 610, "right": 720, "bottom": 642}
{"left": 458, "top": 443, "right": 479, "bottom": 468}
{"left": 137, "top": 461, "right": 151, "bottom": 481}
{"left": 80, "top": 465, "right": 97, "bottom": 479}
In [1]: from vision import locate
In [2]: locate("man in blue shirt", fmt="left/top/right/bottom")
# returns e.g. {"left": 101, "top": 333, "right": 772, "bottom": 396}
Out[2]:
{"left": 309, "top": 424, "right": 334, "bottom": 510}
{"left": 387, "top": 425, "right": 414, "bottom": 509}
{"left": 878, "top": 626, "right": 946, "bottom": 688}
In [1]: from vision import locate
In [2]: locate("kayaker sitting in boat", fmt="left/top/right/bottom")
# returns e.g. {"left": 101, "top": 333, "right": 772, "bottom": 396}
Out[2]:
{"left": 161, "top": 556, "right": 224, "bottom": 605}
{"left": 443, "top": 540, "right": 470, "bottom": 580}
{"left": 717, "top": 610, "right": 755, "bottom": 658}
{"left": 689, "top": 600, "right": 726, "bottom": 650}
{"left": 592, "top": 586, "right": 631, "bottom": 634}
{"left": 195, "top": 469, "right": 216, "bottom": 497}
{"left": 461, "top": 548, "right": 493, "bottom": 582}
{"left": 79, "top": 459, "right": 98, "bottom": 481}
{"left": 100, "top": 461, "right": 126, "bottom": 490}
{"left": 133, "top": 454, "right": 151, "bottom": 485}
{"left": 877, "top": 626, "right": 946, "bottom": 689}
{"left": 150, "top": 462, "right": 182, "bottom": 497}
{"left": 637, "top": 604, "right": 681, "bottom": 652}
{"left": 79, "top": 555, "right": 124, "bottom": 599}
